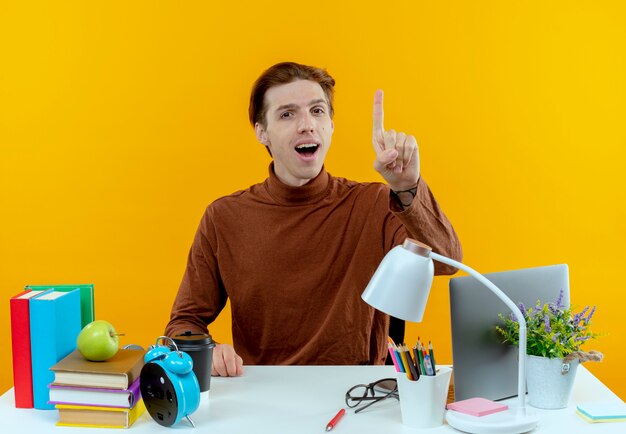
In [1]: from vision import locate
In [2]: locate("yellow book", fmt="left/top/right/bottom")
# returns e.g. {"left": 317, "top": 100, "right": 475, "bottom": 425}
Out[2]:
{"left": 56, "top": 399, "right": 145, "bottom": 428}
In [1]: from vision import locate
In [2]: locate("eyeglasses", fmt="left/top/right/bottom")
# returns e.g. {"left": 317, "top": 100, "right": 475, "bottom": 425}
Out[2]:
{"left": 345, "top": 378, "right": 399, "bottom": 413}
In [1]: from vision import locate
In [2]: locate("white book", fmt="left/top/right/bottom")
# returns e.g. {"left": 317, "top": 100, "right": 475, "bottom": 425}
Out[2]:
{"left": 48, "top": 378, "right": 141, "bottom": 408}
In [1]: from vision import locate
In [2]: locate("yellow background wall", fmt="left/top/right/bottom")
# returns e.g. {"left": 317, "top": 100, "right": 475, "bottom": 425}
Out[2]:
{"left": 2, "top": 1, "right": 624, "bottom": 399}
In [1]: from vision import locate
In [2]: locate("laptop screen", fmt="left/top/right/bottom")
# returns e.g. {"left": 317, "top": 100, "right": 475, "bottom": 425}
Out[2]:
{"left": 449, "top": 264, "right": 569, "bottom": 401}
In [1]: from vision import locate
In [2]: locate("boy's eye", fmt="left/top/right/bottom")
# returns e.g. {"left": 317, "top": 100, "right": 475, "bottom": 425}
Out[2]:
{"left": 312, "top": 107, "right": 325, "bottom": 115}
{"left": 280, "top": 112, "right": 293, "bottom": 119}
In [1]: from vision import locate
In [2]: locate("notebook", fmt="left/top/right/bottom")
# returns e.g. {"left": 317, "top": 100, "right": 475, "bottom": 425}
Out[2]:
{"left": 449, "top": 264, "right": 570, "bottom": 401}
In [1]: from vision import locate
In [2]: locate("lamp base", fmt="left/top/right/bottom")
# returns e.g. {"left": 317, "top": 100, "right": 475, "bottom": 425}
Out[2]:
{"left": 446, "top": 406, "right": 539, "bottom": 434}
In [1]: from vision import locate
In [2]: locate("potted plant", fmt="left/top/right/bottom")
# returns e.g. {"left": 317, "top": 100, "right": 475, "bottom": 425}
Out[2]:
{"left": 496, "top": 289, "right": 603, "bottom": 409}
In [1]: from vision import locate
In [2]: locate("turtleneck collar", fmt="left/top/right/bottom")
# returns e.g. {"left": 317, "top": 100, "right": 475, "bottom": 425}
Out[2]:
{"left": 264, "top": 162, "right": 331, "bottom": 206}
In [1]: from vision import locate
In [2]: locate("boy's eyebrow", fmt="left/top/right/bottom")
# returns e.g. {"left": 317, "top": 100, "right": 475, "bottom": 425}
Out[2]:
{"left": 308, "top": 99, "right": 328, "bottom": 107}
{"left": 274, "top": 99, "right": 328, "bottom": 113}
{"left": 274, "top": 103, "right": 297, "bottom": 112}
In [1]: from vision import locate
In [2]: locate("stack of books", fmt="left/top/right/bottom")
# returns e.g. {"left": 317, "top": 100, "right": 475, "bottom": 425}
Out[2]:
{"left": 9, "top": 284, "right": 94, "bottom": 409}
{"left": 49, "top": 349, "right": 146, "bottom": 428}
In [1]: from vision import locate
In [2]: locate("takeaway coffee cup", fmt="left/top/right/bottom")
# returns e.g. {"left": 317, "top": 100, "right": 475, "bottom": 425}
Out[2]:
{"left": 172, "top": 331, "right": 216, "bottom": 393}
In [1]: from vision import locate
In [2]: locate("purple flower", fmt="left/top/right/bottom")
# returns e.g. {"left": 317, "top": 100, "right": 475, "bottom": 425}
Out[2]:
{"left": 544, "top": 315, "right": 552, "bottom": 333}
{"left": 518, "top": 302, "right": 527, "bottom": 317}
{"left": 585, "top": 306, "right": 596, "bottom": 323}
{"left": 549, "top": 289, "right": 565, "bottom": 314}
{"left": 551, "top": 332, "right": 561, "bottom": 342}
{"left": 579, "top": 306, "right": 589, "bottom": 317}
{"left": 575, "top": 336, "right": 591, "bottom": 342}
{"left": 572, "top": 308, "right": 589, "bottom": 328}
{"left": 555, "top": 289, "right": 564, "bottom": 308}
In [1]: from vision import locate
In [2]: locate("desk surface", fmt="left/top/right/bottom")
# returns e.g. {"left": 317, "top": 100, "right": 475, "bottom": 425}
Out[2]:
{"left": 0, "top": 365, "right": 623, "bottom": 433}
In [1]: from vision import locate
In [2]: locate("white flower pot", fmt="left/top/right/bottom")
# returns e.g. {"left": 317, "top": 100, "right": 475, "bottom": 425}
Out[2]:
{"left": 526, "top": 354, "right": 579, "bottom": 409}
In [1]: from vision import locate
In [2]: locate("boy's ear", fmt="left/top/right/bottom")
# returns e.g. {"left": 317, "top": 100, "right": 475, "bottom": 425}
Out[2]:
{"left": 255, "top": 123, "right": 269, "bottom": 146}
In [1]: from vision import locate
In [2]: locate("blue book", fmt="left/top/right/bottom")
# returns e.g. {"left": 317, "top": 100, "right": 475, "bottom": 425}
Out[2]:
{"left": 26, "top": 284, "right": 95, "bottom": 328}
{"left": 29, "top": 289, "right": 82, "bottom": 410}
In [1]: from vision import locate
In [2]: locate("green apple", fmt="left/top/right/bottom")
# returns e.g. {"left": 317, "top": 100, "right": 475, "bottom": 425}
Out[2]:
{"left": 76, "top": 320, "right": 121, "bottom": 361}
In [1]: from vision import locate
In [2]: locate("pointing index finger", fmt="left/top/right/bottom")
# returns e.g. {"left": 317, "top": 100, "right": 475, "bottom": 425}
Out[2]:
{"left": 373, "top": 89, "right": 385, "bottom": 136}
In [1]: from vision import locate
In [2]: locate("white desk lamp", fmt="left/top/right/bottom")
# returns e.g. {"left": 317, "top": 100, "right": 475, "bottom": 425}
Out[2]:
{"left": 361, "top": 238, "right": 539, "bottom": 434}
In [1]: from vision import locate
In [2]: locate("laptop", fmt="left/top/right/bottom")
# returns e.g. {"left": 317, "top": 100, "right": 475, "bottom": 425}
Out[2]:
{"left": 449, "top": 264, "right": 569, "bottom": 401}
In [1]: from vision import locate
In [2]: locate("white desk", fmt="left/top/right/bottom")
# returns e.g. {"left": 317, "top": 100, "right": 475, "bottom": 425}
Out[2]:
{"left": 0, "top": 365, "right": 622, "bottom": 433}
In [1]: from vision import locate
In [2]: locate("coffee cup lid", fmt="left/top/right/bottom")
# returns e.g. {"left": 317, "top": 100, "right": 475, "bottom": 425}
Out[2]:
{"left": 172, "top": 331, "right": 215, "bottom": 347}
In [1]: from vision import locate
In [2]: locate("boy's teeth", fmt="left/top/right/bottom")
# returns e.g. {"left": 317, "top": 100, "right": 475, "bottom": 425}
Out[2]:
{"left": 296, "top": 143, "right": 317, "bottom": 149}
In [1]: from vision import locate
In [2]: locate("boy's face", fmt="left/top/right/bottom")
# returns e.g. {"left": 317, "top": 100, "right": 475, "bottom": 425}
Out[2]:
{"left": 255, "top": 79, "right": 334, "bottom": 187}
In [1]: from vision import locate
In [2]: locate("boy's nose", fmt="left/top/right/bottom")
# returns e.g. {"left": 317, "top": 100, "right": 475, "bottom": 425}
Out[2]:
{"left": 298, "top": 114, "right": 315, "bottom": 133}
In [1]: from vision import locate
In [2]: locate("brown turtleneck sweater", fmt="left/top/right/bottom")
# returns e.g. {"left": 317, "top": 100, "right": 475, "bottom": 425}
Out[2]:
{"left": 165, "top": 165, "right": 462, "bottom": 365}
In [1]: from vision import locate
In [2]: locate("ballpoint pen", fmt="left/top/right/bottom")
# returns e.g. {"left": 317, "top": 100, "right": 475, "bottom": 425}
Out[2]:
{"left": 423, "top": 354, "right": 434, "bottom": 376}
{"left": 326, "top": 408, "right": 346, "bottom": 431}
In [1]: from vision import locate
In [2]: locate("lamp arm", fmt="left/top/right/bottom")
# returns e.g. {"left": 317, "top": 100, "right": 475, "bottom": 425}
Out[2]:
{"left": 430, "top": 252, "right": 527, "bottom": 410}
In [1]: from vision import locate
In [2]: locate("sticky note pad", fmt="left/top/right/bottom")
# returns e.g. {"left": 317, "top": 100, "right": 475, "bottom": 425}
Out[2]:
{"left": 576, "top": 403, "right": 626, "bottom": 422}
{"left": 447, "top": 397, "right": 509, "bottom": 417}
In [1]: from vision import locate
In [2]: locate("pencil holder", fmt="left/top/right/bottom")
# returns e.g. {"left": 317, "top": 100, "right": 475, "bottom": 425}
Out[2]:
{"left": 396, "top": 366, "right": 452, "bottom": 429}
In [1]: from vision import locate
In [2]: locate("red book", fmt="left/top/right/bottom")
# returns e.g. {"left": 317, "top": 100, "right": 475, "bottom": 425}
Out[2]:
{"left": 9, "top": 289, "right": 51, "bottom": 408}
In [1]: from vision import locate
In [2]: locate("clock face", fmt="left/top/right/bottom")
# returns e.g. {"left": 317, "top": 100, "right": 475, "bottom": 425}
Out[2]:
{"left": 140, "top": 363, "right": 179, "bottom": 427}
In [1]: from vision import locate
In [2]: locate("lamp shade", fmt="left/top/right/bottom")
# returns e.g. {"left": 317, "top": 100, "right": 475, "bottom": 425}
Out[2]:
{"left": 361, "top": 239, "right": 434, "bottom": 322}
